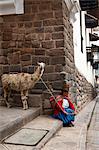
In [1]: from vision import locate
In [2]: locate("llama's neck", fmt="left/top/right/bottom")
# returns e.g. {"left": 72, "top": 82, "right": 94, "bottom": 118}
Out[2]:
{"left": 32, "top": 66, "right": 42, "bottom": 79}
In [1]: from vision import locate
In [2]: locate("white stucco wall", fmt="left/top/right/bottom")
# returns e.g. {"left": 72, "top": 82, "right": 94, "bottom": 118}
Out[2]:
{"left": 91, "top": 28, "right": 99, "bottom": 76}
{"left": 73, "top": 11, "right": 94, "bottom": 85}
{"left": 0, "top": 0, "right": 24, "bottom": 15}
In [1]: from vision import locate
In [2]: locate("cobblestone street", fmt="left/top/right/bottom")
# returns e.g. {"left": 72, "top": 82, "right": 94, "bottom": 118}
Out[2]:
{"left": 86, "top": 96, "right": 99, "bottom": 150}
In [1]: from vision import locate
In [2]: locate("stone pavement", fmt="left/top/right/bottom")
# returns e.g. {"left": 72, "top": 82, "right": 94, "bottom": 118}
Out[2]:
{"left": 0, "top": 115, "right": 62, "bottom": 150}
{"left": 86, "top": 96, "right": 99, "bottom": 150}
{"left": 42, "top": 97, "right": 98, "bottom": 150}
{"left": 0, "top": 96, "right": 98, "bottom": 150}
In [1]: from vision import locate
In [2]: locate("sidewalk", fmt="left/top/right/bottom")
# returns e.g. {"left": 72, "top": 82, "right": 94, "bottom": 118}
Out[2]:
{"left": 0, "top": 115, "right": 62, "bottom": 150}
{"left": 42, "top": 97, "right": 98, "bottom": 150}
{"left": 0, "top": 96, "right": 98, "bottom": 150}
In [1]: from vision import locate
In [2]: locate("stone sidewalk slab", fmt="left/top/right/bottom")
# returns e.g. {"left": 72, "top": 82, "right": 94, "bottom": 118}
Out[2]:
{"left": 0, "top": 106, "right": 40, "bottom": 141}
{"left": 1, "top": 116, "right": 62, "bottom": 150}
{"left": 4, "top": 128, "right": 48, "bottom": 146}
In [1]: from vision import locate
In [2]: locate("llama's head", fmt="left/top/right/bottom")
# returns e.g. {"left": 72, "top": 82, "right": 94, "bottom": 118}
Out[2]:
{"left": 37, "top": 62, "right": 45, "bottom": 77}
{"left": 37, "top": 62, "right": 45, "bottom": 69}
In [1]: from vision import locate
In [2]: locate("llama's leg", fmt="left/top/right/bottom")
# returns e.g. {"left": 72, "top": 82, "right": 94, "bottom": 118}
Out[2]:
{"left": 26, "top": 90, "right": 29, "bottom": 98}
{"left": 25, "top": 90, "right": 29, "bottom": 109}
{"left": 21, "top": 90, "right": 28, "bottom": 110}
{"left": 3, "top": 88, "right": 11, "bottom": 108}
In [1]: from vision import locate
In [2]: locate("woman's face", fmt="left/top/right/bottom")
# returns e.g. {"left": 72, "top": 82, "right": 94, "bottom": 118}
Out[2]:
{"left": 63, "top": 91, "right": 68, "bottom": 96}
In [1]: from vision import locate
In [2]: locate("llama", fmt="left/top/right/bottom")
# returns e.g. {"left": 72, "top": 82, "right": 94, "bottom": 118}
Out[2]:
{"left": 1, "top": 62, "right": 45, "bottom": 110}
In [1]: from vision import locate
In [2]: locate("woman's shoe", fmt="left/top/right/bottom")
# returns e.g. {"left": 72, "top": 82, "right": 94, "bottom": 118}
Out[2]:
{"left": 63, "top": 123, "right": 70, "bottom": 127}
{"left": 63, "top": 123, "right": 74, "bottom": 127}
{"left": 69, "top": 123, "right": 74, "bottom": 127}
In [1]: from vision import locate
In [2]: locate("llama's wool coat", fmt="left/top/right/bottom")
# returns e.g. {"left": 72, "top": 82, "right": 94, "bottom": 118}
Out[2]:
{"left": 2, "top": 73, "right": 40, "bottom": 91}
{"left": 1, "top": 62, "right": 45, "bottom": 109}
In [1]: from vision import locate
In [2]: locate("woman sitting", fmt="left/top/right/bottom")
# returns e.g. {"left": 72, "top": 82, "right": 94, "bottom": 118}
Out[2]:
{"left": 49, "top": 83, "right": 76, "bottom": 127}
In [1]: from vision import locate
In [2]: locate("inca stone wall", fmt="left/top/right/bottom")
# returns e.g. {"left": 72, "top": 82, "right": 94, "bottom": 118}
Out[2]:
{"left": 0, "top": 0, "right": 95, "bottom": 113}
{"left": 0, "top": 0, "right": 65, "bottom": 93}
{"left": 0, "top": 0, "right": 66, "bottom": 85}
{"left": 75, "top": 68, "right": 95, "bottom": 112}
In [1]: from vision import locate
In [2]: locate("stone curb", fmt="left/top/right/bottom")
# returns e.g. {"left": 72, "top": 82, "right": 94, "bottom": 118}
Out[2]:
{"left": 34, "top": 121, "right": 63, "bottom": 150}
{"left": 75, "top": 97, "right": 98, "bottom": 150}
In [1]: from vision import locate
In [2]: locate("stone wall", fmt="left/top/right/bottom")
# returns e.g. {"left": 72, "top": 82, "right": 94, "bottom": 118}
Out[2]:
{"left": 43, "top": 67, "right": 95, "bottom": 114}
{"left": 0, "top": 0, "right": 66, "bottom": 86}
{"left": 0, "top": 0, "right": 95, "bottom": 114}
{"left": 0, "top": 0, "right": 74, "bottom": 110}
{"left": 75, "top": 68, "right": 95, "bottom": 111}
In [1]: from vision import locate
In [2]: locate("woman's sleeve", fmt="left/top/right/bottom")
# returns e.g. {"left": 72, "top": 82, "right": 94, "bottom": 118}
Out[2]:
{"left": 49, "top": 96, "right": 54, "bottom": 102}
{"left": 69, "top": 101, "right": 75, "bottom": 110}
{"left": 49, "top": 96, "right": 56, "bottom": 109}
{"left": 49, "top": 95, "right": 65, "bottom": 113}
{"left": 68, "top": 98, "right": 75, "bottom": 110}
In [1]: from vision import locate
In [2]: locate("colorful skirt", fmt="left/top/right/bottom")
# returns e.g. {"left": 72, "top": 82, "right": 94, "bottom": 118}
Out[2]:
{"left": 52, "top": 108, "right": 75, "bottom": 124}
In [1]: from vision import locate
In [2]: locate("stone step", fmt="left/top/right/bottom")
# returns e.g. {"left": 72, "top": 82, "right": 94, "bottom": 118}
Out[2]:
{"left": 0, "top": 106, "right": 40, "bottom": 141}
{"left": 0, "top": 93, "right": 43, "bottom": 110}
{"left": 12, "top": 93, "right": 42, "bottom": 107}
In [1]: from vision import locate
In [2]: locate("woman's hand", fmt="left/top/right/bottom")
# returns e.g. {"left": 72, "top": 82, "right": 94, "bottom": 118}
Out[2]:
{"left": 74, "top": 110, "right": 78, "bottom": 115}
{"left": 63, "top": 111, "right": 68, "bottom": 115}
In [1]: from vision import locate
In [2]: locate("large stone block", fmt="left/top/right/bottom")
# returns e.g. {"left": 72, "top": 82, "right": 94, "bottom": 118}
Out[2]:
{"left": 52, "top": 32, "right": 64, "bottom": 40}
{"left": 52, "top": 0, "right": 62, "bottom": 10}
{"left": 21, "top": 60, "right": 32, "bottom": 67}
{"left": 47, "top": 73, "right": 61, "bottom": 81}
{"left": 21, "top": 54, "right": 31, "bottom": 61}
{"left": 55, "top": 64, "right": 63, "bottom": 72}
{"left": 10, "top": 93, "right": 42, "bottom": 108}
{"left": 43, "top": 98, "right": 51, "bottom": 109}
{"left": 56, "top": 40, "right": 64, "bottom": 48}
{"left": 50, "top": 56, "right": 66, "bottom": 65}
{"left": 8, "top": 52, "right": 20, "bottom": 64}
{"left": 0, "top": 56, "right": 7, "bottom": 64}
{"left": 54, "top": 10, "right": 63, "bottom": 18}
{"left": 42, "top": 41, "right": 54, "bottom": 49}
{"left": 39, "top": 1, "right": 51, "bottom": 12}
{"left": 37, "top": 12, "right": 53, "bottom": 20}
{"left": 0, "top": 49, "right": 8, "bottom": 56}
{"left": 46, "top": 48, "right": 64, "bottom": 56}
{"left": 34, "top": 21, "right": 43, "bottom": 27}
{"left": 35, "top": 48, "right": 45, "bottom": 55}
{"left": 44, "top": 65, "right": 55, "bottom": 73}
{"left": 43, "top": 19, "right": 63, "bottom": 26}
{"left": 32, "top": 41, "right": 40, "bottom": 48}
{"left": 2, "top": 65, "right": 9, "bottom": 73}
{"left": 9, "top": 65, "right": 21, "bottom": 73}
{"left": 52, "top": 80, "right": 63, "bottom": 90}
